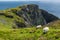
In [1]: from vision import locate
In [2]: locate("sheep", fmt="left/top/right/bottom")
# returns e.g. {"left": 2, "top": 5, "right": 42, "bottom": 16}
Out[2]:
{"left": 43, "top": 27, "right": 49, "bottom": 34}
{"left": 36, "top": 25, "right": 42, "bottom": 29}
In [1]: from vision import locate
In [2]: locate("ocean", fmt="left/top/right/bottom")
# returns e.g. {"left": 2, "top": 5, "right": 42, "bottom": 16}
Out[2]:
{"left": 0, "top": 1, "right": 60, "bottom": 18}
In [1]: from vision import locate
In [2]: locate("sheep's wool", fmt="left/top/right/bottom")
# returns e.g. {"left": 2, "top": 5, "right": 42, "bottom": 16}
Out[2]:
{"left": 43, "top": 27, "right": 49, "bottom": 33}
{"left": 36, "top": 25, "right": 42, "bottom": 28}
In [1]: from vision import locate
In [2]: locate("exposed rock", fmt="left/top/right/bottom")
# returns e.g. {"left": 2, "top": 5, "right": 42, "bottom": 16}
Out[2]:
{"left": 0, "top": 12, "right": 4, "bottom": 15}
{"left": 41, "top": 9, "right": 59, "bottom": 23}
{"left": 14, "top": 21, "right": 26, "bottom": 28}
{"left": 5, "top": 15, "right": 13, "bottom": 18}
{"left": 16, "top": 4, "right": 59, "bottom": 27}
{"left": 0, "top": 4, "right": 59, "bottom": 28}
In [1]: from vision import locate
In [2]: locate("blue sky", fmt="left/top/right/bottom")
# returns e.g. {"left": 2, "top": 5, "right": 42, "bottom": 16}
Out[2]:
{"left": 0, "top": 0, "right": 19, "bottom": 1}
{"left": 0, "top": 0, "right": 60, "bottom": 2}
{"left": 0, "top": 0, "right": 59, "bottom": 2}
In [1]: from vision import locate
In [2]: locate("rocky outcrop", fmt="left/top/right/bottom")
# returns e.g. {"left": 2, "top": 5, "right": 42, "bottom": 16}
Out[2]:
{"left": 16, "top": 4, "right": 59, "bottom": 26}
{"left": 0, "top": 4, "right": 59, "bottom": 28}
{"left": 41, "top": 9, "right": 59, "bottom": 23}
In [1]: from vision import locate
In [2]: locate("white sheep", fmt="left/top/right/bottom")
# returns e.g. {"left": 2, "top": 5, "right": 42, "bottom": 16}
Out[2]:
{"left": 43, "top": 27, "right": 49, "bottom": 34}
{"left": 36, "top": 25, "right": 42, "bottom": 28}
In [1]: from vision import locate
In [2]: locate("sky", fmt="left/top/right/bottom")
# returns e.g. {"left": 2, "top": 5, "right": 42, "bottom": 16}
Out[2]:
{"left": 0, "top": 0, "right": 60, "bottom": 3}
{"left": 0, "top": 0, "right": 19, "bottom": 1}
{"left": 0, "top": 0, "right": 59, "bottom": 2}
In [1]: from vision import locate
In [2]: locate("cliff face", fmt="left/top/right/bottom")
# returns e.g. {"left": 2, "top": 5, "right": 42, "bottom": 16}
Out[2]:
{"left": 0, "top": 4, "right": 59, "bottom": 28}
{"left": 41, "top": 9, "right": 59, "bottom": 23}
{"left": 16, "top": 4, "right": 59, "bottom": 26}
{"left": 17, "top": 4, "right": 47, "bottom": 26}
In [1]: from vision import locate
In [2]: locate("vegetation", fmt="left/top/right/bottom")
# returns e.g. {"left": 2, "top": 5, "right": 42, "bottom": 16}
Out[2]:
{"left": 0, "top": 4, "right": 60, "bottom": 40}
{"left": 0, "top": 27, "right": 59, "bottom": 40}
{"left": 0, "top": 7, "right": 25, "bottom": 29}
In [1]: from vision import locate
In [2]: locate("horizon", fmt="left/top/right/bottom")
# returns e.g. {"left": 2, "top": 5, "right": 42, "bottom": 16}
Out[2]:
{"left": 0, "top": 0, "right": 60, "bottom": 3}
{"left": 0, "top": 1, "right": 60, "bottom": 4}
{"left": 0, "top": 1, "right": 60, "bottom": 18}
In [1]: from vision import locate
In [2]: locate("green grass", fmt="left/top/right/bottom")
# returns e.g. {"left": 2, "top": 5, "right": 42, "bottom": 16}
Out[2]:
{"left": 0, "top": 27, "right": 60, "bottom": 40}
{"left": 0, "top": 8, "right": 25, "bottom": 29}
{"left": 0, "top": 5, "right": 60, "bottom": 40}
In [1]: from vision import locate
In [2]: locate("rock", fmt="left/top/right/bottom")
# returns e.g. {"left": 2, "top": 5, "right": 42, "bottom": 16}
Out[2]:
{"left": 14, "top": 21, "right": 26, "bottom": 28}
{"left": 17, "top": 4, "right": 59, "bottom": 27}
{"left": 0, "top": 12, "right": 4, "bottom": 15}
{"left": 17, "top": 4, "right": 47, "bottom": 26}
{"left": 5, "top": 15, "right": 13, "bottom": 18}
{"left": 0, "top": 4, "right": 59, "bottom": 28}
{"left": 41, "top": 9, "right": 59, "bottom": 23}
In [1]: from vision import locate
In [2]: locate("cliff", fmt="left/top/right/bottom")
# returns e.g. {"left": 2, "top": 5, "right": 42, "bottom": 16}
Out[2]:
{"left": 0, "top": 4, "right": 59, "bottom": 28}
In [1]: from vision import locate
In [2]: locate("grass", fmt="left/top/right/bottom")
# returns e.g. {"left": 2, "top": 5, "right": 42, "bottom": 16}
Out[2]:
{"left": 0, "top": 8, "right": 25, "bottom": 29}
{"left": 0, "top": 4, "right": 60, "bottom": 40}
{"left": 0, "top": 27, "right": 59, "bottom": 40}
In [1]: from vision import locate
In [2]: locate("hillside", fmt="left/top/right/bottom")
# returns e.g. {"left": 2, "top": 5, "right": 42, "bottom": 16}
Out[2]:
{"left": 0, "top": 22, "right": 60, "bottom": 40}
{"left": 0, "top": 20, "right": 60, "bottom": 40}
{"left": 0, "top": 4, "right": 60, "bottom": 40}
{"left": 0, "top": 19, "right": 60, "bottom": 40}
{"left": 0, "top": 4, "right": 59, "bottom": 28}
{"left": 45, "top": 20, "right": 60, "bottom": 29}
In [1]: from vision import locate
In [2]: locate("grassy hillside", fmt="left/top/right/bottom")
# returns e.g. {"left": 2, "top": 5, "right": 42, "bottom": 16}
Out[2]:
{"left": 0, "top": 4, "right": 60, "bottom": 40}
{"left": 45, "top": 20, "right": 60, "bottom": 29}
{"left": 0, "top": 27, "right": 60, "bottom": 40}
{"left": 0, "top": 20, "right": 60, "bottom": 40}
{"left": 0, "top": 7, "right": 26, "bottom": 29}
